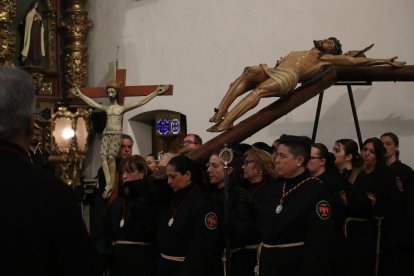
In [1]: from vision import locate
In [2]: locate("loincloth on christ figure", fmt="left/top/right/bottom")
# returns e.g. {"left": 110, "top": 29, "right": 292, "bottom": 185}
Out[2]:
{"left": 101, "top": 132, "right": 122, "bottom": 157}
{"left": 260, "top": 64, "right": 299, "bottom": 96}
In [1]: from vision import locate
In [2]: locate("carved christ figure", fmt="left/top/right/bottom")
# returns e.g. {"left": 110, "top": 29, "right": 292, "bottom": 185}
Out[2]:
{"left": 71, "top": 82, "right": 169, "bottom": 198}
{"left": 208, "top": 37, "right": 405, "bottom": 132}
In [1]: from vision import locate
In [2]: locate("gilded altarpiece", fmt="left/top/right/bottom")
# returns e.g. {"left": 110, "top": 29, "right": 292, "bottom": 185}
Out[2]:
{"left": 1, "top": 0, "right": 92, "bottom": 151}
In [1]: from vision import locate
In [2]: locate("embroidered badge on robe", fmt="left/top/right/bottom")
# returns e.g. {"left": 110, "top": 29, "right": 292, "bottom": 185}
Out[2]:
{"left": 204, "top": 212, "right": 218, "bottom": 230}
{"left": 339, "top": 190, "right": 348, "bottom": 206}
{"left": 366, "top": 192, "right": 376, "bottom": 206}
{"left": 316, "top": 200, "right": 331, "bottom": 220}
{"left": 395, "top": 177, "right": 404, "bottom": 192}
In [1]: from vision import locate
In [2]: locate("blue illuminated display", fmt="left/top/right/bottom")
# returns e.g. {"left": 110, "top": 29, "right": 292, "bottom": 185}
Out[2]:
{"left": 156, "top": 119, "right": 170, "bottom": 135}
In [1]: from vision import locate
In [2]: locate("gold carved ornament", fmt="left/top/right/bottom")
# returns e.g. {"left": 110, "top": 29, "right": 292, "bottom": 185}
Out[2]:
{"left": 49, "top": 106, "right": 92, "bottom": 186}
{"left": 60, "top": 0, "right": 93, "bottom": 89}
{"left": 0, "top": 0, "right": 17, "bottom": 66}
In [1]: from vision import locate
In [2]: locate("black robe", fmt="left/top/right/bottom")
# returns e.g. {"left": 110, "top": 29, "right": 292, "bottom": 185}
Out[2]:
{"left": 156, "top": 184, "right": 221, "bottom": 276}
{"left": 0, "top": 140, "right": 100, "bottom": 275}
{"left": 257, "top": 171, "right": 334, "bottom": 276}
{"left": 103, "top": 179, "right": 157, "bottom": 276}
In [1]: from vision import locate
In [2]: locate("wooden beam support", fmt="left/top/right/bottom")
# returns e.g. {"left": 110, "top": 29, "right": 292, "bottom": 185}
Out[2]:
{"left": 335, "top": 65, "right": 414, "bottom": 82}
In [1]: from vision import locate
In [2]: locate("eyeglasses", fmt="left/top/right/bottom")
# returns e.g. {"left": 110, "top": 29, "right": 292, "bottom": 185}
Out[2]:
{"left": 309, "top": 156, "right": 323, "bottom": 160}
{"left": 243, "top": 160, "right": 255, "bottom": 166}
{"left": 182, "top": 140, "right": 197, "bottom": 146}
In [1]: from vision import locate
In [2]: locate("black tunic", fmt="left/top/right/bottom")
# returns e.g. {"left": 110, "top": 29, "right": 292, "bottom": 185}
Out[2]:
{"left": 369, "top": 164, "right": 408, "bottom": 276}
{"left": 212, "top": 185, "right": 259, "bottom": 276}
{"left": 157, "top": 183, "right": 221, "bottom": 276}
{"left": 104, "top": 179, "right": 157, "bottom": 276}
{"left": 257, "top": 171, "right": 334, "bottom": 276}
{"left": 340, "top": 169, "right": 377, "bottom": 276}
{"left": 0, "top": 140, "right": 100, "bottom": 275}
{"left": 28, "top": 147, "right": 54, "bottom": 174}
{"left": 27, "top": 19, "right": 42, "bottom": 65}
{"left": 368, "top": 166, "right": 405, "bottom": 246}
{"left": 388, "top": 161, "right": 414, "bottom": 245}
{"left": 88, "top": 160, "right": 122, "bottom": 274}
{"left": 318, "top": 170, "right": 348, "bottom": 276}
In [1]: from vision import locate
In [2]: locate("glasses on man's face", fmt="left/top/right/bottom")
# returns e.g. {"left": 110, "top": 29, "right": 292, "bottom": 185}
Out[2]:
{"left": 182, "top": 140, "right": 197, "bottom": 146}
{"left": 243, "top": 159, "right": 255, "bottom": 166}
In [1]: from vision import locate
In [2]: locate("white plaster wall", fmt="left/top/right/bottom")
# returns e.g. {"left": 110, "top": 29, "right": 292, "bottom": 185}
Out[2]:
{"left": 84, "top": 0, "right": 414, "bottom": 176}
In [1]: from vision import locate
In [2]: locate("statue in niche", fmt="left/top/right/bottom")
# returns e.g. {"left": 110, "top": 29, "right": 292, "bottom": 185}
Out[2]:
{"left": 71, "top": 81, "right": 169, "bottom": 198}
{"left": 21, "top": 1, "right": 45, "bottom": 66}
{"left": 208, "top": 37, "right": 405, "bottom": 132}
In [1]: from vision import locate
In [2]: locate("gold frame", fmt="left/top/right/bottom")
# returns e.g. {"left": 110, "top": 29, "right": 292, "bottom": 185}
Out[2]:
{"left": 49, "top": 106, "right": 91, "bottom": 186}
{"left": 1, "top": 0, "right": 93, "bottom": 94}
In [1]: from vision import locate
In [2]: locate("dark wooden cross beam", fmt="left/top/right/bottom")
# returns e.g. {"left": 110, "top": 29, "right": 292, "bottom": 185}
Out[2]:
{"left": 188, "top": 65, "right": 414, "bottom": 162}
{"left": 78, "top": 69, "right": 173, "bottom": 104}
{"left": 335, "top": 65, "right": 414, "bottom": 82}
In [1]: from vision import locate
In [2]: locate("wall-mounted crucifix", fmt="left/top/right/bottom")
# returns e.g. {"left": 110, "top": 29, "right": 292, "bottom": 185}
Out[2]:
{"left": 70, "top": 68, "right": 173, "bottom": 199}
{"left": 78, "top": 68, "right": 173, "bottom": 104}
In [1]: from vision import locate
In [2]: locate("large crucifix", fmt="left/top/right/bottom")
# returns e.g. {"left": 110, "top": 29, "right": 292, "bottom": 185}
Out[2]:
{"left": 188, "top": 65, "right": 414, "bottom": 162}
{"left": 71, "top": 68, "right": 173, "bottom": 199}
{"left": 79, "top": 68, "right": 173, "bottom": 104}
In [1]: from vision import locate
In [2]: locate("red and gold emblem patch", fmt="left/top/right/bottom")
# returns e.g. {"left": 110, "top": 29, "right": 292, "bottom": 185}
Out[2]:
{"left": 204, "top": 212, "right": 218, "bottom": 230}
{"left": 366, "top": 192, "right": 376, "bottom": 206}
{"left": 316, "top": 200, "right": 331, "bottom": 220}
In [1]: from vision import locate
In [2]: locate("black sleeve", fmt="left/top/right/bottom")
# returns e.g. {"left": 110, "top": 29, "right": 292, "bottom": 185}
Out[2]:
{"left": 299, "top": 185, "right": 334, "bottom": 276}
{"left": 181, "top": 199, "right": 221, "bottom": 276}
{"left": 48, "top": 179, "right": 102, "bottom": 276}
{"left": 346, "top": 172, "right": 375, "bottom": 217}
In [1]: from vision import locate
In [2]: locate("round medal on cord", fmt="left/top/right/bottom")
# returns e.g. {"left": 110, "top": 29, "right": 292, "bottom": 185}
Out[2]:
{"left": 275, "top": 178, "right": 311, "bottom": 215}
{"left": 275, "top": 204, "right": 283, "bottom": 214}
{"left": 167, "top": 185, "right": 198, "bottom": 227}
{"left": 276, "top": 197, "right": 284, "bottom": 214}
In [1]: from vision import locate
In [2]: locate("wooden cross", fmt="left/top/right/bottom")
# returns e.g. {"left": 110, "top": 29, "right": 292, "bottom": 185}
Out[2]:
{"left": 76, "top": 68, "right": 173, "bottom": 104}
